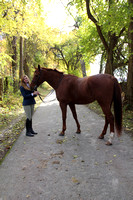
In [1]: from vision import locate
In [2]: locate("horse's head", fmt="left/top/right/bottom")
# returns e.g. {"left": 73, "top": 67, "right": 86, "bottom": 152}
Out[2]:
{"left": 30, "top": 65, "right": 44, "bottom": 90}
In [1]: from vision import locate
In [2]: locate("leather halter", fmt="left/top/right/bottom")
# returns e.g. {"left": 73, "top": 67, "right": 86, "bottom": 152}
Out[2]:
{"left": 33, "top": 70, "right": 42, "bottom": 91}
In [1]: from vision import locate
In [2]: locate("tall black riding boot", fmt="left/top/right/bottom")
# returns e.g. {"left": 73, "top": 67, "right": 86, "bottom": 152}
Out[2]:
{"left": 29, "top": 119, "right": 38, "bottom": 135}
{"left": 26, "top": 119, "right": 34, "bottom": 137}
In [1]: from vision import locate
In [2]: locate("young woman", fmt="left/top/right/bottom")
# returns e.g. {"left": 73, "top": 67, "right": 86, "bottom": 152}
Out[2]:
{"left": 20, "top": 75, "right": 40, "bottom": 137}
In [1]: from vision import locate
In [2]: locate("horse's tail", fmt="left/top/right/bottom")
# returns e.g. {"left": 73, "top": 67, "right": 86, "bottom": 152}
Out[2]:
{"left": 113, "top": 78, "right": 122, "bottom": 136}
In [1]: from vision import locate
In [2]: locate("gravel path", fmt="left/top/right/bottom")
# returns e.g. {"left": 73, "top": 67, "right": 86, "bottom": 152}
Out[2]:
{"left": 0, "top": 95, "right": 133, "bottom": 200}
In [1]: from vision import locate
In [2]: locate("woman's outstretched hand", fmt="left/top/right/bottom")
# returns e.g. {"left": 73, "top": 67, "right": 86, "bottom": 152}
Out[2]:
{"left": 33, "top": 91, "right": 40, "bottom": 96}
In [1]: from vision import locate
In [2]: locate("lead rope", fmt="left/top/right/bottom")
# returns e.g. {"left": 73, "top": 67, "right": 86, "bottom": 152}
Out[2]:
{"left": 38, "top": 89, "right": 56, "bottom": 103}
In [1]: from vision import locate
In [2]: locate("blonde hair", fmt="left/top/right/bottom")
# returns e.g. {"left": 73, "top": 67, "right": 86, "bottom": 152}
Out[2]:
{"left": 21, "top": 75, "right": 31, "bottom": 90}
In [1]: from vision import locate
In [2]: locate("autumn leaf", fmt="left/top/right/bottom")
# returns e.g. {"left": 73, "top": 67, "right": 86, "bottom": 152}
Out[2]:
{"left": 73, "top": 155, "right": 78, "bottom": 159}
{"left": 72, "top": 177, "right": 80, "bottom": 184}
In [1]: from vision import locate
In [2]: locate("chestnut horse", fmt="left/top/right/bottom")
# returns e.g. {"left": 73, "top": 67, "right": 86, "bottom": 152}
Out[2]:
{"left": 30, "top": 65, "right": 122, "bottom": 145}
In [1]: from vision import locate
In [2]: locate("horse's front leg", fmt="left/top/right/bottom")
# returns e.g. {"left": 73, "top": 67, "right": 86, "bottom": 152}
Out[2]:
{"left": 69, "top": 103, "right": 81, "bottom": 134}
{"left": 59, "top": 102, "right": 67, "bottom": 136}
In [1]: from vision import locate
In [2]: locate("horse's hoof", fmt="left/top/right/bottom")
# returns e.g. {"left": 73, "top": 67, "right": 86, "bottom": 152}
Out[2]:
{"left": 76, "top": 131, "right": 81, "bottom": 134}
{"left": 98, "top": 135, "right": 104, "bottom": 139}
{"left": 106, "top": 141, "right": 112, "bottom": 146}
{"left": 59, "top": 133, "right": 65, "bottom": 136}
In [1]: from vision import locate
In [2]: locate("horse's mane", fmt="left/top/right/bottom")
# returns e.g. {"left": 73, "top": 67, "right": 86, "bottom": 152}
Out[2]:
{"left": 42, "top": 68, "right": 64, "bottom": 75}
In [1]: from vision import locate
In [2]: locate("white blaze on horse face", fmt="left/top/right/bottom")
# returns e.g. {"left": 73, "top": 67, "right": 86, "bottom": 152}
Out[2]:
{"left": 108, "top": 132, "right": 115, "bottom": 144}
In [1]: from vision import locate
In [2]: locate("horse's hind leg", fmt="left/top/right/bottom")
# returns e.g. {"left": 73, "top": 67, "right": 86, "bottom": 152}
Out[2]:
{"left": 98, "top": 116, "right": 108, "bottom": 139}
{"left": 98, "top": 103, "right": 115, "bottom": 145}
{"left": 59, "top": 102, "right": 67, "bottom": 136}
{"left": 103, "top": 111, "right": 115, "bottom": 145}
{"left": 106, "top": 112, "right": 115, "bottom": 145}
{"left": 69, "top": 103, "right": 81, "bottom": 134}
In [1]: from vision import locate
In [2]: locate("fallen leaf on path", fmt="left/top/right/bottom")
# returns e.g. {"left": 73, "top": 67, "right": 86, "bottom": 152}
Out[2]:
{"left": 56, "top": 139, "right": 63, "bottom": 144}
{"left": 73, "top": 155, "right": 78, "bottom": 159}
{"left": 52, "top": 160, "right": 60, "bottom": 164}
{"left": 22, "top": 166, "right": 27, "bottom": 170}
{"left": 105, "top": 160, "right": 112, "bottom": 164}
{"left": 72, "top": 177, "right": 80, "bottom": 183}
{"left": 50, "top": 151, "right": 64, "bottom": 158}
{"left": 26, "top": 195, "right": 30, "bottom": 198}
{"left": 37, "top": 160, "right": 48, "bottom": 169}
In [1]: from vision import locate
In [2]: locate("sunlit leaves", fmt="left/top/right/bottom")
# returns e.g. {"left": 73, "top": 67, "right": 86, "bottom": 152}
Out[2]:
{"left": 0, "top": 0, "right": 45, "bottom": 38}
{"left": 95, "top": 0, "right": 130, "bottom": 34}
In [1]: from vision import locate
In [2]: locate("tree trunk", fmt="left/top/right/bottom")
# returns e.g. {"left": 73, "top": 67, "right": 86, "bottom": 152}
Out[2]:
{"left": 4, "top": 77, "right": 8, "bottom": 94}
{"left": 99, "top": 52, "right": 105, "bottom": 73}
{"left": 127, "top": 0, "right": 133, "bottom": 107}
{"left": 23, "top": 39, "right": 30, "bottom": 78}
{"left": 0, "top": 78, "right": 3, "bottom": 101}
{"left": 12, "top": 36, "right": 17, "bottom": 93}
{"left": 19, "top": 36, "right": 23, "bottom": 80}
{"left": 80, "top": 59, "right": 87, "bottom": 77}
{"left": 105, "top": 49, "right": 113, "bottom": 75}
{"left": 105, "top": 32, "right": 119, "bottom": 75}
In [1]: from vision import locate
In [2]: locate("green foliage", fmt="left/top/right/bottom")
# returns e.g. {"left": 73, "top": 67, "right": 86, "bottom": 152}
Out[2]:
{"left": 0, "top": 0, "right": 132, "bottom": 98}
{"left": 77, "top": 17, "right": 101, "bottom": 61}
{"left": 90, "top": 0, "right": 130, "bottom": 33}
{"left": 0, "top": 53, "right": 13, "bottom": 77}
{"left": 0, "top": 0, "right": 43, "bottom": 37}
{"left": 68, "top": 0, "right": 130, "bottom": 75}
{"left": 0, "top": 92, "right": 23, "bottom": 130}
{"left": 48, "top": 30, "right": 91, "bottom": 76}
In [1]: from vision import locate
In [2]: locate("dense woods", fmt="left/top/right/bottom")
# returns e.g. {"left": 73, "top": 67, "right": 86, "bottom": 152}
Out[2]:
{"left": 0, "top": 0, "right": 133, "bottom": 108}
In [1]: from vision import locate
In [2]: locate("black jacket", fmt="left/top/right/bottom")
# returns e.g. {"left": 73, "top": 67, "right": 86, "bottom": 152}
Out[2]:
{"left": 20, "top": 86, "right": 36, "bottom": 106}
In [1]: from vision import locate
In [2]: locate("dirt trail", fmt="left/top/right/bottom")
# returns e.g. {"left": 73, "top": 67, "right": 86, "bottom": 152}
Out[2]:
{"left": 0, "top": 96, "right": 133, "bottom": 200}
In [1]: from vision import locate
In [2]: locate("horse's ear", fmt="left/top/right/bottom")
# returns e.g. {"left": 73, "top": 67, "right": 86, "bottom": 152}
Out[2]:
{"left": 38, "top": 64, "right": 40, "bottom": 71}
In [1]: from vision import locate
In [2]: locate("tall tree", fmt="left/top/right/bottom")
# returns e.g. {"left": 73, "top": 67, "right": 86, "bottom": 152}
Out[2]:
{"left": 12, "top": 36, "right": 17, "bottom": 93}
{"left": 19, "top": 36, "right": 23, "bottom": 80}
{"left": 68, "top": 0, "right": 129, "bottom": 75}
{"left": 85, "top": 0, "right": 128, "bottom": 75}
{"left": 127, "top": 0, "right": 133, "bottom": 107}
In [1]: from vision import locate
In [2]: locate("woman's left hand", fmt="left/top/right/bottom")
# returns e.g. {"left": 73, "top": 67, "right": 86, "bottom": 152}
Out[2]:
{"left": 33, "top": 91, "right": 40, "bottom": 95}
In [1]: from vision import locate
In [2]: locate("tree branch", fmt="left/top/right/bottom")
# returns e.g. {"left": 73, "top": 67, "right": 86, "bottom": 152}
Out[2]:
{"left": 85, "top": 0, "right": 109, "bottom": 51}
